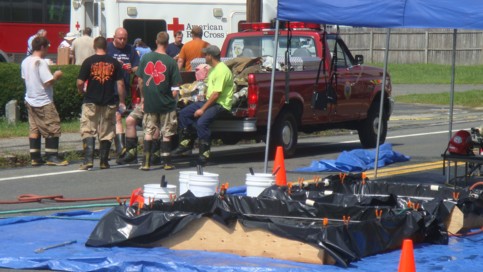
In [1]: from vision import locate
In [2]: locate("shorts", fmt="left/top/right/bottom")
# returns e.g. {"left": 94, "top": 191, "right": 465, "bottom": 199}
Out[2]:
{"left": 80, "top": 103, "right": 117, "bottom": 141}
{"left": 129, "top": 104, "right": 144, "bottom": 121}
{"left": 142, "top": 110, "right": 177, "bottom": 138}
{"left": 26, "top": 102, "right": 61, "bottom": 137}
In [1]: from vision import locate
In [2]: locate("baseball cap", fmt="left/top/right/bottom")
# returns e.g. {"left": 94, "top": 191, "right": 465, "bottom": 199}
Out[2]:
{"left": 64, "top": 32, "right": 76, "bottom": 41}
{"left": 202, "top": 45, "right": 221, "bottom": 56}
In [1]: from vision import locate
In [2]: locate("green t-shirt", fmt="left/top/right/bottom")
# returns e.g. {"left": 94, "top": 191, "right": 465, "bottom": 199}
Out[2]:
{"left": 206, "top": 62, "right": 234, "bottom": 111}
{"left": 136, "top": 52, "right": 182, "bottom": 113}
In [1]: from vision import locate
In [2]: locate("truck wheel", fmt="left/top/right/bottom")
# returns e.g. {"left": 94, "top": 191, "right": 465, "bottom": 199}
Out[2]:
{"left": 357, "top": 103, "right": 387, "bottom": 148}
{"left": 271, "top": 111, "right": 298, "bottom": 157}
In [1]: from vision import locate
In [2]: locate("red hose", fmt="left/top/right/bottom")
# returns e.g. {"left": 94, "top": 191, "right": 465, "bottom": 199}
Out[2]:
{"left": 469, "top": 181, "right": 483, "bottom": 191}
{"left": 0, "top": 194, "right": 130, "bottom": 204}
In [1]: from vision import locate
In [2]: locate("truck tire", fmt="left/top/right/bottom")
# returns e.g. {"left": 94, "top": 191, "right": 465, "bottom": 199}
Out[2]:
{"left": 271, "top": 111, "right": 298, "bottom": 157}
{"left": 357, "top": 102, "right": 387, "bottom": 148}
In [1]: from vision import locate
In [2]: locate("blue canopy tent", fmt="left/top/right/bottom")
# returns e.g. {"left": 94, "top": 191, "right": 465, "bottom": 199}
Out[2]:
{"left": 263, "top": 0, "right": 483, "bottom": 177}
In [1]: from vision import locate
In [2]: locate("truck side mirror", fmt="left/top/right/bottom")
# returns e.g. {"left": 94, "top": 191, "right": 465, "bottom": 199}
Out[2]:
{"left": 355, "top": 55, "right": 364, "bottom": 65}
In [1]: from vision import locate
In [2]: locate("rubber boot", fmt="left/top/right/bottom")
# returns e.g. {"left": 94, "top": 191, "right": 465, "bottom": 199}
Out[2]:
{"left": 29, "top": 137, "right": 44, "bottom": 166}
{"left": 161, "top": 141, "right": 175, "bottom": 170}
{"left": 79, "top": 137, "right": 95, "bottom": 170}
{"left": 45, "top": 137, "right": 69, "bottom": 166}
{"left": 99, "top": 140, "right": 112, "bottom": 169}
{"left": 171, "top": 128, "right": 194, "bottom": 156}
{"left": 116, "top": 137, "right": 138, "bottom": 165}
{"left": 114, "top": 133, "right": 125, "bottom": 157}
{"left": 197, "top": 140, "right": 211, "bottom": 166}
{"left": 139, "top": 140, "right": 152, "bottom": 171}
{"left": 150, "top": 139, "right": 162, "bottom": 165}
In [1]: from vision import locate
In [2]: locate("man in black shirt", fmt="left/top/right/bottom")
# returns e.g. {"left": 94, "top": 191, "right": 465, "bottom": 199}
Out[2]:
{"left": 77, "top": 36, "right": 126, "bottom": 170}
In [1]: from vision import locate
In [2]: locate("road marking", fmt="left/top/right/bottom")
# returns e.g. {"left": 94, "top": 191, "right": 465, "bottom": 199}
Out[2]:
{"left": 0, "top": 169, "right": 84, "bottom": 182}
{"left": 0, "top": 128, "right": 469, "bottom": 182}
{"left": 0, "top": 163, "right": 140, "bottom": 182}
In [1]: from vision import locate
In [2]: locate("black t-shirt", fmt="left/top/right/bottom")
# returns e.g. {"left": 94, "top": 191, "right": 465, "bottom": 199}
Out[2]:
{"left": 78, "top": 54, "right": 124, "bottom": 105}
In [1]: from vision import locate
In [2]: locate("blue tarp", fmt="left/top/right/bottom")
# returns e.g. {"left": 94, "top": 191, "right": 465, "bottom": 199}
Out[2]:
{"left": 294, "top": 143, "right": 410, "bottom": 172}
{"left": 0, "top": 209, "right": 482, "bottom": 271}
{"left": 277, "top": 0, "right": 483, "bottom": 30}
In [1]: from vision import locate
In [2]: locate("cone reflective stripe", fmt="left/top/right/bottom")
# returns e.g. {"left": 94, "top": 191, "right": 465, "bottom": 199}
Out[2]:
{"left": 273, "top": 146, "right": 287, "bottom": 186}
{"left": 398, "top": 239, "right": 416, "bottom": 272}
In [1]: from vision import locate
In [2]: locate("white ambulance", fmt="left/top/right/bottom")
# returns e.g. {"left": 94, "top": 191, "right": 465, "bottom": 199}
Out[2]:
{"left": 70, "top": 0, "right": 247, "bottom": 48}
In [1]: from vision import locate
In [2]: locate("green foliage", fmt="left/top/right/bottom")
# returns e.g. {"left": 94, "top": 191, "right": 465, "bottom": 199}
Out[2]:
{"left": 0, "top": 63, "right": 82, "bottom": 121}
{"left": 395, "top": 89, "right": 483, "bottom": 108}
{"left": 0, "top": 63, "right": 25, "bottom": 118}
{"left": 369, "top": 63, "right": 483, "bottom": 84}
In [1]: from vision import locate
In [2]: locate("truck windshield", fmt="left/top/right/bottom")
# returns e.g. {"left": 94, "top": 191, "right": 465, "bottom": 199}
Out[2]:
{"left": 226, "top": 36, "right": 318, "bottom": 58}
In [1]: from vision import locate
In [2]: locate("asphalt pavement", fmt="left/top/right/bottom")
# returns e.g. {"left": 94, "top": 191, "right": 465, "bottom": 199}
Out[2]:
{"left": 1, "top": 84, "right": 483, "bottom": 158}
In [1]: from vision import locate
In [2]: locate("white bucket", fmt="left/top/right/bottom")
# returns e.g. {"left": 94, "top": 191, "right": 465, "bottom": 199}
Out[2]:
{"left": 246, "top": 173, "right": 275, "bottom": 197}
{"left": 188, "top": 172, "right": 219, "bottom": 197}
{"left": 179, "top": 171, "right": 197, "bottom": 195}
{"left": 143, "top": 184, "right": 177, "bottom": 204}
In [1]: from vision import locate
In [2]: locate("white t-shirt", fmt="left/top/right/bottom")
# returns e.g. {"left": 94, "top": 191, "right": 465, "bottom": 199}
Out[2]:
{"left": 21, "top": 56, "right": 54, "bottom": 107}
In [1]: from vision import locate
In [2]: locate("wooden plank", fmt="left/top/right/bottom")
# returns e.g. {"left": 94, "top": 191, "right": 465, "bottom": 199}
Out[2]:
{"left": 159, "top": 217, "right": 336, "bottom": 265}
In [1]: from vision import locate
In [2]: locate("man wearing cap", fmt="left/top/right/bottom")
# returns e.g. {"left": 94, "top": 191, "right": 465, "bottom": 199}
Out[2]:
{"left": 177, "top": 25, "right": 209, "bottom": 71}
{"left": 172, "top": 45, "right": 234, "bottom": 166}
{"left": 59, "top": 32, "right": 76, "bottom": 64}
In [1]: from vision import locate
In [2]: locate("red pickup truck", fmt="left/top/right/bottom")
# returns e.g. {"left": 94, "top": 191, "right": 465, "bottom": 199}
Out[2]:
{"left": 196, "top": 22, "right": 393, "bottom": 157}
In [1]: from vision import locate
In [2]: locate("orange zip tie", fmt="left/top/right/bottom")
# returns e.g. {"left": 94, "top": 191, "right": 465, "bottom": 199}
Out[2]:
{"left": 453, "top": 192, "right": 460, "bottom": 201}
{"left": 298, "top": 177, "right": 304, "bottom": 188}
{"left": 407, "top": 200, "right": 413, "bottom": 209}
{"left": 116, "top": 196, "right": 122, "bottom": 206}
{"left": 137, "top": 201, "right": 144, "bottom": 215}
{"left": 339, "top": 173, "right": 347, "bottom": 184}
{"left": 322, "top": 218, "right": 329, "bottom": 227}
{"left": 361, "top": 172, "right": 367, "bottom": 185}
{"left": 414, "top": 202, "right": 420, "bottom": 210}
{"left": 375, "top": 209, "right": 383, "bottom": 220}
{"left": 287, "top": 182, "right": 293, "bottom": 195}
{"left": 313, "top": 176, "right": 320, "bottom": 187}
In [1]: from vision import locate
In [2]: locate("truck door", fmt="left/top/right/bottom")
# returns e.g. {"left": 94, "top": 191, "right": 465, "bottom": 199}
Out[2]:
{"left": 328, "top": 37, "right": 365, "bottom": 122}
{"left": 123, "top": 19, "right": 167, "bottom": 50}
{"left": 83, "top": 0, "right": 105, "bottom": 37}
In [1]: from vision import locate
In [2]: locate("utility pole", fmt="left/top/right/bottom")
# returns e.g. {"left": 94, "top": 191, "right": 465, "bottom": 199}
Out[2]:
{"left": 246, "top": 0, "right": 261, "bottom": 22}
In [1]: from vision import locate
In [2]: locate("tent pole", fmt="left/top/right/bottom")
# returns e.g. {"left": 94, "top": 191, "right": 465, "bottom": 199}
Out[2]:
{"left": 373, "top": 28, "right": 391, "bottom": 178}
{"left": 264, "top": 19, "right": 281, "bottom": 173}
{"left": 446, "top": 29, "right": 457, "bottom": 183}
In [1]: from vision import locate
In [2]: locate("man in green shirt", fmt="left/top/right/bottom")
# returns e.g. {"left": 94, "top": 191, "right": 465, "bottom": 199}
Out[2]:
{"left": 135, "top": 31, "right": 182, "bottom": 170}
{"left": 172, "top": 45, "right": 234, "bottom": 166}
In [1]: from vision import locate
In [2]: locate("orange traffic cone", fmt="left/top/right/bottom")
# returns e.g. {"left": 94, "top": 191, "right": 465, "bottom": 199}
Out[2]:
{"left": 398, "top": 239, "right": 416, "bottom": 272}
{"left": 273, "top": 146, "right": 287, "bottom": 186}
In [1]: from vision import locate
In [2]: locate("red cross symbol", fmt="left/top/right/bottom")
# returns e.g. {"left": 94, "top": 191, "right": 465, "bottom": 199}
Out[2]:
{"left": 75, "top": 21, "right": 80, "bottom": 31}
{"left": 167, "top": 18, "right": 184, "bottom": 36}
